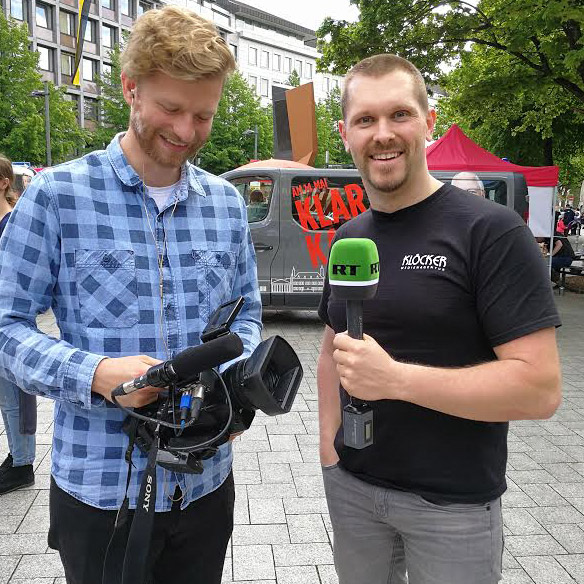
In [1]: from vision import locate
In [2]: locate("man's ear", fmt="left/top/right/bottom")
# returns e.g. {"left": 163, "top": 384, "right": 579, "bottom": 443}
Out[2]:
{"left": 426, "top": 108, "right": 437, "bottom": 142}
{"left": 338, "top": 119, "right": 350, "bottom": 153}
{"left": 121, "top": 72, "right": 136, "bottom": 107}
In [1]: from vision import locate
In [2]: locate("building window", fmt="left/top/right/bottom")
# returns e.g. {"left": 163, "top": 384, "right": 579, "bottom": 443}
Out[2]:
{"left": 61, "top": 52, "right": 74, "bottom": 75}
{"left": 82, "top": 57, "right": 96, "bottom": 81}
{"left": 248, "top": 75, "right": 257, "bottom": 92}
{"left": 260, "top": 78, "right": 269, "bottom": 97}
{"left": 35, "top": 3, "right": 50, "bottom": 28}
{"left": 248, "top": 46, "right": 257, "bottom": 66}
{"left": 273, "top": 53, "right": 281, "bottom": 71}
{"left": 295, "top": 60, "right": 302, "bottom": 78}
{"left": 137, "top": 1, "right": 151, "bottom": 16}
{"left": 102, "top": 24, "right": 115, "bottom": 47}
{"left": 261, "top": 50, "right": 269, "bottom": 68}
{"left": 333, "top": 79, "right": 339, "bottom": 89}
{"left": 38, "top": 45, "right": 54, "bottom": 71}
{"left": 84, "top": 97, "right": 98, "bottom": 121}
{"left": 324, "top": 77, "right": 330, "bottom": 93}
{"left": 11, "top": 0, "right": 25, "bottom": 21}
{"left": 212, "top": 10, "right": 230, "bottom": 27}
{"left": 102, "top": 62, "right": 112, "bottom": 78}
{"left": 284, "top": 57, "right": 291, "bottom": 74}
{"left": 84, "top": 19, "right": 96, "bottom": 42}
{"left": 306, "top": 62, "right": 313, "bottom": 79}
{"left": 120, "top": 0, "right": 130, "bottom": 16}
{"left": 102, "top": 0, "right": 114, "bottom": 10}
{"left": 59, "top": 10, "right": 75, "bottom": 36}
{"left": 229, "top": 43, "right": 238, "bottom": 61}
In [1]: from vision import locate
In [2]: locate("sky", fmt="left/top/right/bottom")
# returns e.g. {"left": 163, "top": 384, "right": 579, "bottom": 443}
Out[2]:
{"left": 242, "top": 0, "right": 359, "bottom": 32}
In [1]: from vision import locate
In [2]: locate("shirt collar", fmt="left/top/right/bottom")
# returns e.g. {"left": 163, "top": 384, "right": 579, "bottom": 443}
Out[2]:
{"left": 106, "top": 133, "right": 207, "bottom": 199}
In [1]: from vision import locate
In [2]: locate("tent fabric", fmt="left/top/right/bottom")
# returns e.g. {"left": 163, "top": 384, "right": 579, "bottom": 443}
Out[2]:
{"left": 426, "top": 124, "right": 559, "bottom": 187}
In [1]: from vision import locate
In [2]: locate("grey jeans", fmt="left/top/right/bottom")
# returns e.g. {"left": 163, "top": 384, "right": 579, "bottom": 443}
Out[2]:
{"left": 322, "top": 464, "right": 503, "bottom": 584}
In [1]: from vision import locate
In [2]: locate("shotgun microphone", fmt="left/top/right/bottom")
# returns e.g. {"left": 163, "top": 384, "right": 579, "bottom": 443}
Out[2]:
{"left": 111, "top": 333, "right": 244, "bottom": 397}
{"left": 328, "top": 238, "right": 380, "bottom": 449}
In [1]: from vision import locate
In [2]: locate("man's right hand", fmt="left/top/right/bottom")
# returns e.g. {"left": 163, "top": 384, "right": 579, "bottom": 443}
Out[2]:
{"left": 320, "top": 444, "right": 340, "bottom": 467}
{"left": 91, "top": 355, "right": 163, "bottom": 408}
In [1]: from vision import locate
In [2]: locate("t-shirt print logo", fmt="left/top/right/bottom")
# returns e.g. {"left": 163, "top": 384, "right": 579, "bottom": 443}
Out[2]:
{"left": 401, "top": 254, "right": 447, "bottom": 271}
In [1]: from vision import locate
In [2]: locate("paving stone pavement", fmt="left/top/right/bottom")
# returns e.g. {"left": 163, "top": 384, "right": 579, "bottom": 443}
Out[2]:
{"left": 1, "top": 294, "right": 583, "bottom": 584}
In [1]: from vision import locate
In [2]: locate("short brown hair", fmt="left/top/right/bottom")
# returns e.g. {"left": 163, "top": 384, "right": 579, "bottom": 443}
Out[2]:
{"left": 0, "top": 154, "right": 18, "bottom": 207}
{"left": 341, "top": 54, "right": 428, "bottom": 119}
{"left": 121, "top": 5, "right": 236, "bottom": 82}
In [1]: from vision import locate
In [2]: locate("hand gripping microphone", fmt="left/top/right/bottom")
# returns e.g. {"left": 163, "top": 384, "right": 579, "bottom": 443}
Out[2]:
{"left": 111, "top": 333, "right": 244, "bottom": 398}
{"left": 328, "top": 238, "right": 380, "bottom": 449}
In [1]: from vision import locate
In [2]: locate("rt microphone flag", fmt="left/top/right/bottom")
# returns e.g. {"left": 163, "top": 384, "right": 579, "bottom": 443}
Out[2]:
{"left": 328, "top": 237, "right": 379, "bottom": 450}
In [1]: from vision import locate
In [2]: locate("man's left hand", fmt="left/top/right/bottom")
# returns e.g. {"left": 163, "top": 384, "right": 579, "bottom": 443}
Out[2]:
{"left": 332, "top": 332, "right": 402, "bottom": 401}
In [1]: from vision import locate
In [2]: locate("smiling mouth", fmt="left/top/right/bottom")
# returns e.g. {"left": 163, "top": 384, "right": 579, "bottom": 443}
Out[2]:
{"left": 369, "top": 152, "right": 402, "bottom": 161}
{"left": 160, "top": 135, "right": 188, "bottom": 149}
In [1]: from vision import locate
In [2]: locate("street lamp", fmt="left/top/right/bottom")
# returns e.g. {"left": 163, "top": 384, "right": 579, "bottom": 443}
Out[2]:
{"left": 31, "top": 81, "right": 52, "bottom": 167}
{"left": 243, "top": 125, "right": 258, "bottom": 160}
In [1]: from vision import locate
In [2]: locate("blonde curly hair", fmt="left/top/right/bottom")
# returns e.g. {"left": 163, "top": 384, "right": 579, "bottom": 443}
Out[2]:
{"left": 121, "top": 5, "right": 236, "bottom": 82}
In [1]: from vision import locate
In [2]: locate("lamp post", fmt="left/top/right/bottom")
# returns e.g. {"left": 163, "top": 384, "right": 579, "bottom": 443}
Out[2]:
{"left": 31, "top": 81, "right": 52, "bottom": 167}
{"left": 243, "top": 125, "right": 258, "bottom": 160}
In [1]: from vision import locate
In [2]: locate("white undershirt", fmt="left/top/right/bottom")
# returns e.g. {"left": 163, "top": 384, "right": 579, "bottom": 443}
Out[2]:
{"left": 145, "top": 180, "right": 180, "bottom": 211}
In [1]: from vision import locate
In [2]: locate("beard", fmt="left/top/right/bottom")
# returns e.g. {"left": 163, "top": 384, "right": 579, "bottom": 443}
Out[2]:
{"left": 359, "top": 151, "right": 410, "bottom": 194}
{"left": 130, "top": 109, "right": 203, "bottom": 169}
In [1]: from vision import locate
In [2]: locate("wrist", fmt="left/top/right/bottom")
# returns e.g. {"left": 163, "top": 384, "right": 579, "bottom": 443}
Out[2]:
{"left": 390, "top": 360, "right": 411, "bottom": 402}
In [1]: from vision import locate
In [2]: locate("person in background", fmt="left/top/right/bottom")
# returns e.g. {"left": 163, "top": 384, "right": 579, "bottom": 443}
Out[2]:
{"left": 317, "top": 54, "right": 562, "bottom": 584}
{"left": 0, "top": 7, "right": 261, "bottom": 584}
{"left": 0, "top": 154, "right": 36, "bottom": 495}
{"left": 451, "top": 171, "right": 485, "bottom": 197}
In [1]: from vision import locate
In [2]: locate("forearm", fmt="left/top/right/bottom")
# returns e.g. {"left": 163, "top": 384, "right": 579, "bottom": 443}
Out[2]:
{"left": 395, "top": 356, "right": 561, "bottom": 422}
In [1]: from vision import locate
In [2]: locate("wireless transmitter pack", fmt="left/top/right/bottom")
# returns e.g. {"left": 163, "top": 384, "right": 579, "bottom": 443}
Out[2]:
{"left": 328, "top": 237, "right": 380, "bottom": 450}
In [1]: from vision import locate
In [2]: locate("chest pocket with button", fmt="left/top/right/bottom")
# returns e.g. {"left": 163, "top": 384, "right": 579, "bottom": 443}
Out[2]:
{"left": 75, "top": 249, "right": 139, "bottom": 328}
{"left": 192, "top": 249, "right": 237, "bottom": 322}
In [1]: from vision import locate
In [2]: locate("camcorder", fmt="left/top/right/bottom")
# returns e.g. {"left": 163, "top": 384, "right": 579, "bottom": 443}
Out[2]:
{"left": 111, "top": 296, "right": 303, "bottom": 474}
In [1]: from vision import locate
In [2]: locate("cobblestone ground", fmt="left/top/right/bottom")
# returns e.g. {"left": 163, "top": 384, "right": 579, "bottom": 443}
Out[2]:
{"left": 1, "top": 294, "right": 583, "bottom": 583}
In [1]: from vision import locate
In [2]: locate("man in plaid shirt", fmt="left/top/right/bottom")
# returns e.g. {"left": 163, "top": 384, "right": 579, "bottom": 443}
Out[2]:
{"left": 0, "top": 6, "right": 261, "bottom": 583}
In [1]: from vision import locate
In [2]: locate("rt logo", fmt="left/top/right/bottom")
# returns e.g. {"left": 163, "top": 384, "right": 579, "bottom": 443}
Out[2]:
{"left": 332, "top": 264, "right": 359, "bottom": 276}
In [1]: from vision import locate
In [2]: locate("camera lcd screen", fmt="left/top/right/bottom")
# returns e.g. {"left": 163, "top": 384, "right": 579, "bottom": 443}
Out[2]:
{"left": 202, "top": 297, "right": 244, "bottom": 342}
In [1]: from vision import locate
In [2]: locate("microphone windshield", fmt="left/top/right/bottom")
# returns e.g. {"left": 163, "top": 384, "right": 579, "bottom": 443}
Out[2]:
{"left": 172, "top": 333, "right": 244, "bottom": 383}
{"left": 328, "top": 238, "right": 380, "bottom": 300}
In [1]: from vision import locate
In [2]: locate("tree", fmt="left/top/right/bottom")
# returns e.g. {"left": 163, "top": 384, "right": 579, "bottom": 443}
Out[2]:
{"left": 91, "top": 42, "right": 130, "bottom": 149}
{"left": 0, "top": 12, "right": 84, "bottom": 165}
{"left": 314, "top": 86, "right": 353, "bottom": 168}
{"left": 435, "top": 43, "right": 584, "bottom": 192}
{"left": 317, "top": 0, "right": 584, "bottom": 106}
{"left": 285, "top": 70, "right": 301, "bottom": 87}
{"left": 198, "top": 72, "right": 273, "bottom": 174}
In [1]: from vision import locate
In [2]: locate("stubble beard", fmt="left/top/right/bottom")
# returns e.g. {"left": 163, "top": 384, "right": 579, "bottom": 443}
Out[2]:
{"left": 130, "top": 110, "right": 202, "bottom": 169}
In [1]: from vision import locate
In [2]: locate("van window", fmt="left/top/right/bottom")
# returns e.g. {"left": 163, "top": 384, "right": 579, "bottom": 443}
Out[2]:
{"left": 230, "top": 175, "right": 273, "bottom": 223}
{"left": 445, "top": 177, "right": 507, "bottom": 205}
{"left": 291, "top": 175, "right": 369, "bottom": 231}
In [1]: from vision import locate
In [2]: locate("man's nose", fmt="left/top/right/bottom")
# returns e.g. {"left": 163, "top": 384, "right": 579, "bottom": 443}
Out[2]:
{"left": 373, "top": 118, "right": 396, "bottom": 143}
{"left": 173, "top": 115, "right": 197, "bottom": 143}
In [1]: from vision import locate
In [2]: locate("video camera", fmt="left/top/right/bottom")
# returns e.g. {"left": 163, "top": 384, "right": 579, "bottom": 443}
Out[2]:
{"left": 111, "top": 297, "right": 303, "bottom": 474}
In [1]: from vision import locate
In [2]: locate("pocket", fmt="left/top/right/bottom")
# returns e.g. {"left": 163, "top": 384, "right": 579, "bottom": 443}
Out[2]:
{"left": 192, "top": 249, "right": 237, "bottom": 321}
{"left": 418, "top": 494, "right": 489, "bottom": 513}
{"left": 75, "top": 249, "right": 139, "bottom": 328}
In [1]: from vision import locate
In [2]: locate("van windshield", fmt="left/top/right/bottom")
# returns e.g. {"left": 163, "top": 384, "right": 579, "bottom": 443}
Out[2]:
{"left": 291, "top": 175, "right": 369, "bottom": 231}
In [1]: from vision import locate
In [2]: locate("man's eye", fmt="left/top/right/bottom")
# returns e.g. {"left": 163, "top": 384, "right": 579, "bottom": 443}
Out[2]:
{"left": 394, "top": 111, "right": 409, "bottom": 119}
{"left": 161, "top": 105, "right": 179, "bottom": 113}
{"left": 358, "top": 116, "right": 373, "bottom": 124}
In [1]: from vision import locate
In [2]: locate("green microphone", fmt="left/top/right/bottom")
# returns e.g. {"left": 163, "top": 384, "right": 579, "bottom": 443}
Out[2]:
{"left": 328, "top": 238, "right": 380, "bottom": 449}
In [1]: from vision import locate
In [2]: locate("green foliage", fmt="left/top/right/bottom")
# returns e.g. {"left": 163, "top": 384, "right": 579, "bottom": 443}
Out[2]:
{"left": 436, "top": 44, "right": 584, "bottom": 193}
{"left": 286, "top": 70, "right": 301, "bottom": 87}
{"left": 197, "top": 72, "right": 273, "bottom": 174}
{"left": 314, "top": 86, "right": 353, "bottom": 168}
{"left": 0, "top": 12, "right": 84, "bottom": 165}
{"left": 91, "top": 42, "right": 130, "bottom": 149}
{"left": 317, "top": 0, "right": 584, "bottom": 105}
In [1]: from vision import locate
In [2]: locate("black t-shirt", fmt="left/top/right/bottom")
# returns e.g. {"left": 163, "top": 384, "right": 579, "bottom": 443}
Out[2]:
{"left": 551, "top": 232, "right": 575, "bottom": 259}
{"left": 0, "top": 213, "right": 10, "bottom": 237}
{"left": 318, "top": 184, "right": 561, "bottom": 503}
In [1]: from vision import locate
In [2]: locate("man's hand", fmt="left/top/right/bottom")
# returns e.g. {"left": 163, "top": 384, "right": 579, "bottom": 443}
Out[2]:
{"left": 332, "top": 332, "right": 401, "bottom": 401}
{"left": 92, "top": 355, "right": 164, "bottom": 408}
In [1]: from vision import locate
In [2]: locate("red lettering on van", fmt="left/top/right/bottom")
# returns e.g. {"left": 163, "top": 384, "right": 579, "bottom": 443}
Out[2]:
{"left": 312, "top": 194, "right": 332, "bottom": 228}
{"left": 345, "top": 184, "right": 366, "bottom": 216}
{"left": 294, "top": 198, "right": 319, "bottom": 230}
{"left": 305, "top": 234, "right": 328, "bottom": 268}
{"left": 292, "top": 186, "right": 302, "bottom": 198}
{"left": 330, "top": 189, "right": 352, "bottom": 223}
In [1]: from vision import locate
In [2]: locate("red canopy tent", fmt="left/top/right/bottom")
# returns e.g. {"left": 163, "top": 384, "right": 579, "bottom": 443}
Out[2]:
{"left": 426, "top": 124, "right": 558, "bottom": 187}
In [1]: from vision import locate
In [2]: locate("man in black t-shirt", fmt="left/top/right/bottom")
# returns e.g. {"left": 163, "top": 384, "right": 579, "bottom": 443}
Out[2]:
{"left": 317, "top": 54, "right": 562, "bottom": 584}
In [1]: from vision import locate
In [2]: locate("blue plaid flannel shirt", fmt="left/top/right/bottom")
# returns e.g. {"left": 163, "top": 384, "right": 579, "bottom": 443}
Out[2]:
{"left": 0, "top": 134, "right": 262, "bottom": 511}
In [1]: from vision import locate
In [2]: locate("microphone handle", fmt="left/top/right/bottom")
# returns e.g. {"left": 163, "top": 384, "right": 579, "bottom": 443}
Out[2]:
{"left": 345, "top": 299, "right": 367, "bottom": 408}
{"left": 346, "top": 299, "right": 363, "bottom": 340}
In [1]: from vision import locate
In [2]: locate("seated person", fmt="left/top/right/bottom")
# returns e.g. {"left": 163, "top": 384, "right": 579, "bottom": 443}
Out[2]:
{"left": 537, "top": 232, "right": 575, "bottom": 284}
{"left": 247, "top": 189, "right": 267, "bottom": 222}
{"left": 451, "top": 172, "right": 485, "bottom": 197}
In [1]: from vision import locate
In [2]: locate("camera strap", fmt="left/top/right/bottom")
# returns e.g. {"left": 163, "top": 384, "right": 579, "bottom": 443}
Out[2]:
{"left": 102, "top": 422, "right": 159, "bottom": 584}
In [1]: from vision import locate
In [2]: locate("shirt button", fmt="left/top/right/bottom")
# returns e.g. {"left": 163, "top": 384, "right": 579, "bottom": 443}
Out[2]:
{"left": 157, "top": 215, "right": 163, "bottom": 222}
